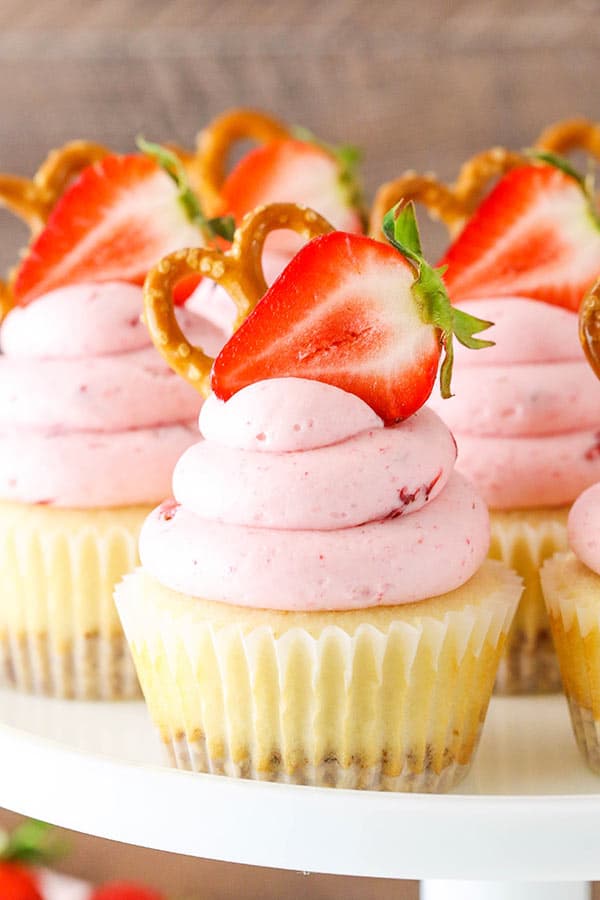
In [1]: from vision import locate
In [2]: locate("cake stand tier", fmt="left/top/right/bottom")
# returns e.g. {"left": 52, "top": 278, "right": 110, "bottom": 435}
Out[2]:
{"left": 0, "top": 689, "right": 599, "bottom": 882}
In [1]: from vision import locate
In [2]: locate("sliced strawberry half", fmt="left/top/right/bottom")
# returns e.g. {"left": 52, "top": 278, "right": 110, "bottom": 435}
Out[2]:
{"left": 439, "top": 161, "right": 600, "bottom": 311}
{"left": 220, "top": 137, "right": 364, "bottom": 236}
{"left": 13, "top": 153, "right": 207, "bottom": 307}
{"left": 211, "top": 204, "right": 492, "bottom": 423}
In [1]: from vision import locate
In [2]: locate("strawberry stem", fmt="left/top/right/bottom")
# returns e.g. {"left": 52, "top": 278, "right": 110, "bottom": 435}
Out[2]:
{"left": 527, "top": 149, "right": 600, "bottom": 229}
{"left": 291, "top": 125, "right": 367, "bottom": 226}
{"left": 136, "top": 137, "right": 235, "bottom": 242}
{"left": 0, "top": 820, "right": 65, "bottom": 865}
{"left": 382, "top": 202, "right": 494, "bottom": 398}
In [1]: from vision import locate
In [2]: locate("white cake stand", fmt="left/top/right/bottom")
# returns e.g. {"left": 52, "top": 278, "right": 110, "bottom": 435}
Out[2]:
{"left": 0, "top": 689, "right": 597, "bottom": 899}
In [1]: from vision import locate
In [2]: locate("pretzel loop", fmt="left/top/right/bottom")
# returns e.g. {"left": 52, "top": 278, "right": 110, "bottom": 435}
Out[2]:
{"left": 579, "top": 278, "right": 600, "bottom": 381}
{"left": 369, "top": 149, "right": 528, "bottom": 240}
{"left": 0, "top": 140, "right": 109, "bottom": 236}
{"left": 535, "top": 118, "right": 600, "bottom": 161}
{"left": 143, "top": 202, "right": 334, "bottom": 396}
{"left": 0, "top": 141, "right": 110, "bottom": 323}
{"left": 192, "top": 109, "right": 291, "bottom": 215}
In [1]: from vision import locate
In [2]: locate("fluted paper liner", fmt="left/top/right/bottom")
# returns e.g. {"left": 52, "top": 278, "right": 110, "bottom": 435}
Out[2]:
{"left": 0, "top": 500, "right": 150, "bottom": 699}
{"left": 116, "top": 560, "right": 521, "bottom": 791}
{"left": 541, "top": 551, "right": 600, "bottom": 773}
{"left": 490, "top": 506, "right": 569, "bottom": 694}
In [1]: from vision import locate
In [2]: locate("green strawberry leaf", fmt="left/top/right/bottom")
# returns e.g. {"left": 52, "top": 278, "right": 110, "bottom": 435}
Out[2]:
{"left": 527, "top": 149, "right": 600, "bottom": 229}
{"left": 383, "top": 202, "right": 494, "bottom": 398}
{"left": 137, "top": 136, "right": 235, "bottom": 243}
{"left": 291, "top": 125, "right": 367, "bottom": 226}
{"left": 526, "top": 149, "right": 586, "bottom": 189}
{"left": 0, "top": 820, "right": 66, "bottom": 864}
{"left": 206, "top": 215, "right": 236, "bottom": 242}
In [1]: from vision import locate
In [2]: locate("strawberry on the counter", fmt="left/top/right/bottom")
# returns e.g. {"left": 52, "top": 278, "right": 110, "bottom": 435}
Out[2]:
{"left": 0, "top": 820, "right": 64, "bottom": 900}
{"left": 211, "top": 203, "right": 492, "bottom": 423}
{"left": 13, "top": 142, "right": 233, "bottom": 308}
{"left": 0, "top": 862, "right": 44, "bottom": 900}
{"left": 440, "top": 155, "right": 600, "bottom": 311}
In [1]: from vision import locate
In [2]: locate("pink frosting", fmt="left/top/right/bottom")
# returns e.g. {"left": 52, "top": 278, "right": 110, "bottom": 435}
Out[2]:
{"left": 568, "top": 482, "right": 600, "bottom": 575}
{"left": 428, "top": 296, "right": 600, "bottom": 510}
{"left": 0, "top": 282, "right": 229, "bottom": 507}
{"left": 140, "top": 378, "right": 489, "bottom": 611}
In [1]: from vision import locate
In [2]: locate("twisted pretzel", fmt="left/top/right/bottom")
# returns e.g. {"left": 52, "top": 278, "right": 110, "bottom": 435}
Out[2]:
{"left": 191, "top": 109, "right": 291, "bottom": 215}
{"left": 0, "top": 140, "right": 109, "bottom": 234}
{"left": 369, "top": 148, "right": 527, "bottom": 239}
{"left": 0, "top": 140, "right": 110, "bottom": 321}
{"left": 535, "top": 118, "right": 600, "bottom": 161}
{"left": 144, "top": 202, "right": 333, "bottom": 396}
{"left": 579, "top": 278, "right": 600, "bottom": 381}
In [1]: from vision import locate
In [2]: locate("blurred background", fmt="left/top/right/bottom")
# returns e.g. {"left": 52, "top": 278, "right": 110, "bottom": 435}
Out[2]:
{"left": 0, "top": 0, "right": 599, "bottom": 895}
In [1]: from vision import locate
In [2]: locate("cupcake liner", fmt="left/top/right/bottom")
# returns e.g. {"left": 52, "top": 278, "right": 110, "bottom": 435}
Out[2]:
{"left": 541, "top": 551, "right": 600, "bottom": 772}
{"left": 116, "top": 560, "right": 521, "bottom": 792}
{"left": 0, "top": 500, "right": 150, "bottom": 699}
{"left": 489, "top": 506, "right": 569, "bottom": 694}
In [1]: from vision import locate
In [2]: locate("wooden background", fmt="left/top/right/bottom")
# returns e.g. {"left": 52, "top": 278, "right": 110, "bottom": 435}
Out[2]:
{"left": 1, "top": 0, "right": 600, "bottom": 895}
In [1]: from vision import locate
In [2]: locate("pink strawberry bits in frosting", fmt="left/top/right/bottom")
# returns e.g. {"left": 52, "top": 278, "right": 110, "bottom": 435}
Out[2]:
{"left": 0, "top": 282, "right": 229, "bottom": 507}
{"left": 140, "top": 377, "right": 490, "bottom": 611}
{"left": 428, "top": 296, "right": 600, "bottom": 510}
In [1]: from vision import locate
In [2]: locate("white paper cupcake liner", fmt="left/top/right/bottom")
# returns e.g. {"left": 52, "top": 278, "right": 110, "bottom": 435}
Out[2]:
{"left": 541, "top": 551, "right": 600, "bottom": 773}
{"left": 0, "top": 500, "right": 149, "bottom": 699}
{"left": 490, "top": 506, "right": 569, "bottom": 694}
{"left": 117, "top": 560, "right": 521, "bottom": 792}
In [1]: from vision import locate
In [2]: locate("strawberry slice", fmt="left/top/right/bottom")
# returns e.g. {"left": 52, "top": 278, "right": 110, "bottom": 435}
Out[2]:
{"left": 439, "top": 159, "right": 600, "bottom": 311}
{"left": 13, "top": 150, "right": 215, "bottom": 307}
{"left": 220, "top": 136, "right": 364, "bottom": 235}
{"left": 211, "top": 204, "right": 492, "bottom": 423}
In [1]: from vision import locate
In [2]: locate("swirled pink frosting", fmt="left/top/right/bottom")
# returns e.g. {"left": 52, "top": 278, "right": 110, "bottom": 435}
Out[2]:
{"left": 140, "top": 377, "right": 490, "bottom": 611}
{"left": 568, "top": 482, "right": 600, "bottom": 575}
{"left": 427, "top": 297, "right": 600, "bottom": 510}
{"left": 0, "top": 282, "right": 229, "bottom": 507}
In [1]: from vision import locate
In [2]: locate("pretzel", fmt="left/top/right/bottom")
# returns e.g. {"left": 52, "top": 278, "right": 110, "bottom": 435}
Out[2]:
{"left": 535, "top": 118, "right": 600, "bottom": 161}
{"left": 369, "top": 148, "right": 527, "bottom": 239}
{"left": 579, "top": 278, "right": 600, "bottom": 380}
{"left": 0, "top": 140, "right": 110, "bottom": 322}
{"left": 0, "top": 140, "right": 109, "bottom": 235}
{"left": 191, "top": 108, "right": 291, "bottom": 215}
{"left": 144, "top": 202, "right": 333, "bottom": 396}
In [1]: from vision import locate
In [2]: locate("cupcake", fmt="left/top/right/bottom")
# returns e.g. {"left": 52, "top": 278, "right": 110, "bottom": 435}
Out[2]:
{"left": 541, "top": 481, "right": 600, "bottom": 773}
{"left": 541, "top": 279, "right": 600, "bottom": 772}
{"left": 376, "top": 152, "right": 600, "bottom": 694}
{"left": 116, "top": 202, "right": 521, "bottom": 791}
{"left": 0, "top": 147, "right": 232, "bottom": 699}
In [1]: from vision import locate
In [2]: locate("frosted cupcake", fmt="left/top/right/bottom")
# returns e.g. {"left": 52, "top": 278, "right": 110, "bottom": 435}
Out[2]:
{"left": 0, "top": 148, "right": 232, "bottom": 698}
{"left": 541, "top": 279, "right": 600, "bottom": 771}
{"left": 541, "top": 480, "right": 600, "bottom": 773}
{"left": 116, "top": 202, "right": 521, "bottom": 791}
{"left": 378, "top": 155, "right": 600, "bottom": 694}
